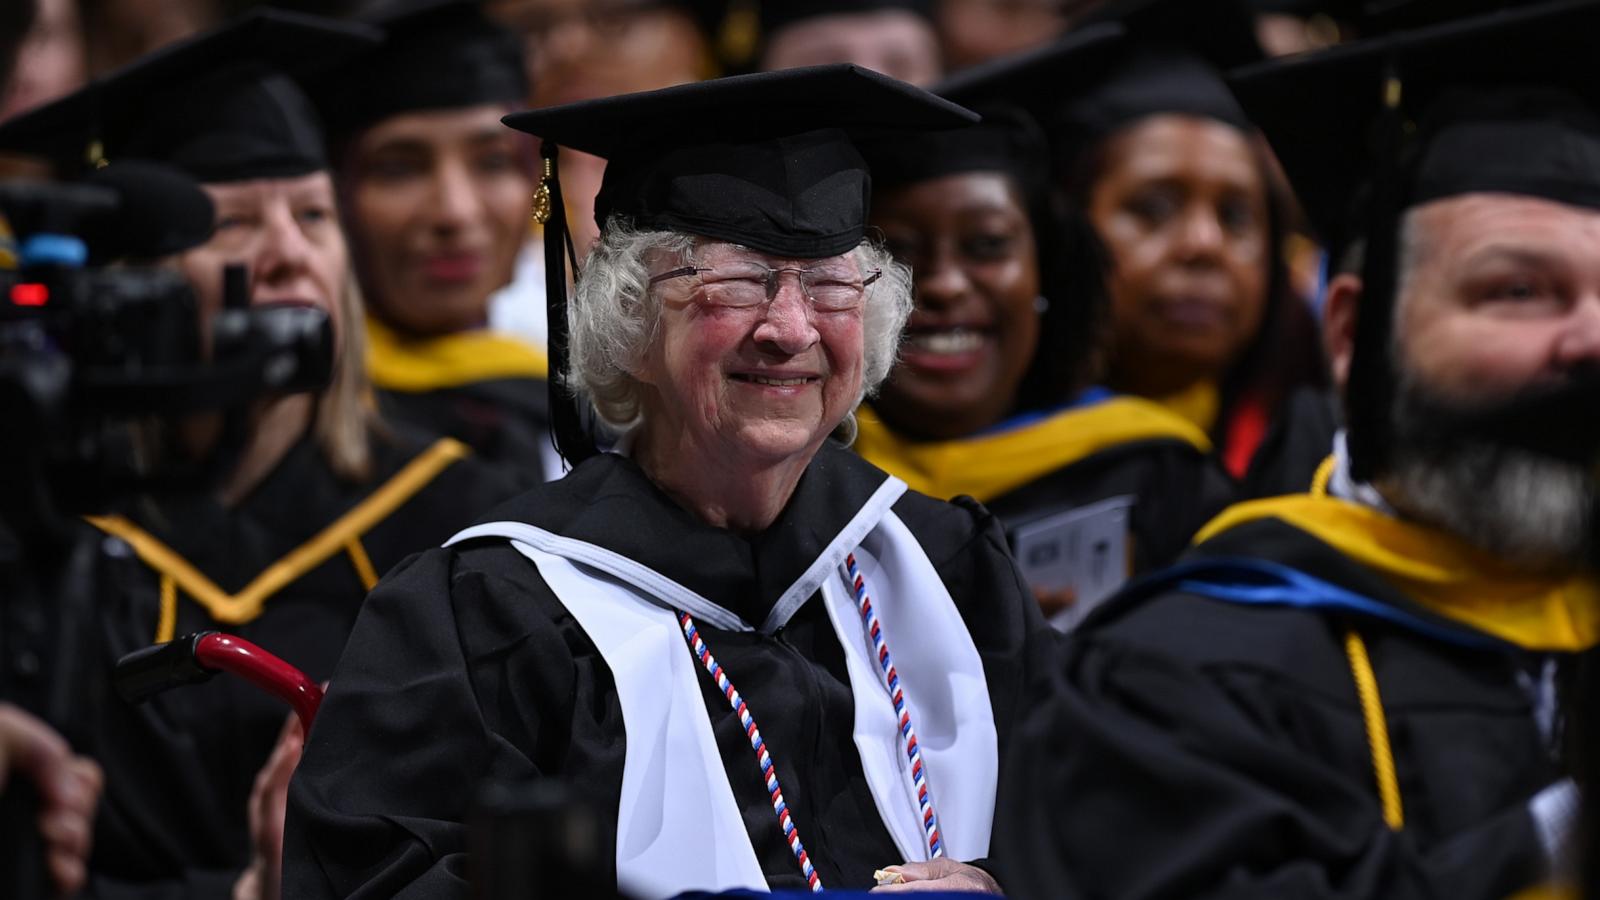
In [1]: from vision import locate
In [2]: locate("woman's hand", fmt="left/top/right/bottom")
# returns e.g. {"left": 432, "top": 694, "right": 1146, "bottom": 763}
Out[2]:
{"left": 871, "top": 859, "right": 1003, "bottom": 893}
{"left": 233, "top": 711, "right": 305, "bottom": 900}
{"left": 0, "top": 703, "right": 103, "bottom": 897}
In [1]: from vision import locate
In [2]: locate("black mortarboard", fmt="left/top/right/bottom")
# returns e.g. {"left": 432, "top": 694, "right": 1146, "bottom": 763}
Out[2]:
{"left": 1358, "top": 0, "right": 1521, "bottom": 30}
{"left": 1248, "top": 0, "right": 1359, "bottom": 13}
{"left": 1058, "top": 0, "right": 1262, "bottom": 143}
{"left": 317, "top": 0, "right": 527, "bottom": 145}
{"left": 1231, "top": 0, "right": 1600, "bottom": 254}
{"left": 926, "top": 0, "right": 1259, "bottom": 173}
{"left": 859, "top": 22, "right": 1124, "bottom": 192}
{"left": 502, "top": 64, "right": 977, "bottom": 463}
{"left": 1230, "top": 0, "right": 1600, "bottom": 480}
{"left": 0, "top": 9, "right": 378, "bottom": 182}
{"left": 758, "top": 0, "right": 933, "bottom": 36}
{"left": 506, "top": 63, "right": 977, "bottom": 258}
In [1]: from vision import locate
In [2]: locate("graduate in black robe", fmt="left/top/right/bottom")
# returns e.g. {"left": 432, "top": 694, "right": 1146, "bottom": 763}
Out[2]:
{"left": 318, "top": 0, "right": 555, "bottom": 490}
{"left": 993, "top": 5, "right": 1600, "bottom": 896}
{"left": 55, "top": 423, "right": 510, "bottom": 898}
{"left": 1046, "top": 0, "right": 1330, "bottom": 491}
{"left": 854, "top": 27, "right": 1234, "bottom": 626}
{"left": 285, "top": 66, "right": 1049, "bottom": 898}
{"left": 289, "top": 443, "right": 1046, "bottom": 895}
{"left": 0, "top": 11, "right": 520, "bottom": 896}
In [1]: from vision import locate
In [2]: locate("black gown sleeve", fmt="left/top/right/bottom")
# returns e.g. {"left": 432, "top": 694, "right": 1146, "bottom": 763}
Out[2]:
{"left": 283, "top": 549, "right": 488, "bottom": 898}
{"left": 936, "top": 495, "right": 1055, "bottom": 762}
{"left": 283, "top": 542, "right": 624, "bottom": 899}
{"left": 991, "top": 633, "right": 1547, "bottom": 900}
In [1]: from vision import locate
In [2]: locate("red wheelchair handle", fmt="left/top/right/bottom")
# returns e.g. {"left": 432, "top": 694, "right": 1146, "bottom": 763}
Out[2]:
{"left": 114, "top": 631, "right": 323, "bottom": 731}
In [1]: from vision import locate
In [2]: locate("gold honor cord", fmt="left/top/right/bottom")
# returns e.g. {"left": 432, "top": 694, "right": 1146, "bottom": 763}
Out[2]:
{"left": 88, "top": 438, "right": 468, "bottom": 637}
{"left": 1342, "top": 629, "right": 1403, "bottom": 830}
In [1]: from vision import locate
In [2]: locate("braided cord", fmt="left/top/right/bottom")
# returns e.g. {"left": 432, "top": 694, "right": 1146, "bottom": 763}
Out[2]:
{"left": 845, "top": 553, "right": 945, "bottom": 858}
{"left": 1344, "top": 627, "right": 1404, "bottom": 830}
{"left": 678, "top": 613, "right": 824, "bottom": 892}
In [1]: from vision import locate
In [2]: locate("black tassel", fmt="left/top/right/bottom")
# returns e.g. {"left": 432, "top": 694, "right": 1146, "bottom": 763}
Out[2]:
{"left": 1345, "top": 60, "right": 1406, "bottom": 484}
{"left": 537, "top": 141, "right": 598, "bottom": 467}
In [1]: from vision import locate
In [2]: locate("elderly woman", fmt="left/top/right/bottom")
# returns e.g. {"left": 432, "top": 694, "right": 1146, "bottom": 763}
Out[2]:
{"left": 284, "top": 66, "right": 1046, "bottom": 898}
{"left": 0, "top": 12, "right": 517, "bottom": 896}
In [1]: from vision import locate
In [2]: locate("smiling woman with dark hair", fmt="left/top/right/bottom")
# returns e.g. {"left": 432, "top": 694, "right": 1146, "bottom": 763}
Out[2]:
{"left": 1053, "top": 0, "right": 1330, "bottom": 486}
{"left": 853, "top": 26, "right": 1235, "bottom": 626}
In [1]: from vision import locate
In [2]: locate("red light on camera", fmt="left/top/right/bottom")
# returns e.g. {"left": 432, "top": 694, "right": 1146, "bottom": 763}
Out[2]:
{"left": 10, "top": 283, "right": 48, "bottom": 307}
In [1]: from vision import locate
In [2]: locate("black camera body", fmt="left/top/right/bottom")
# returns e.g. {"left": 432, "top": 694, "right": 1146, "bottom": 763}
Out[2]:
{"left": 0, "top": 172, "right": 334, "bottom": 541}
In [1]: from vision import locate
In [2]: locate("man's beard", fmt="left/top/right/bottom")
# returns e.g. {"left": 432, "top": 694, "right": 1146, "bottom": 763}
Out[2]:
{"left": 1377, "top": 365, "right": 1600, "bottom": 572}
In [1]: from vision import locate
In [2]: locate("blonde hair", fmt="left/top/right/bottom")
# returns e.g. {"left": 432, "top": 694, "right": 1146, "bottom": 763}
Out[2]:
{"left": 314, "top": 272, "right": 379, "bottom": 482}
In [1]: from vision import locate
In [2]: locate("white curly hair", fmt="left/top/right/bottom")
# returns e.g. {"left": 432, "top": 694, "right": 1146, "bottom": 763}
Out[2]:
{"left": 566, "top": 217, "right": 913, "bottom": 442}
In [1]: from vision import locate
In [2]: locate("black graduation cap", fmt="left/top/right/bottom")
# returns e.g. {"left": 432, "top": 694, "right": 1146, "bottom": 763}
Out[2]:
{"left": 506, "top": 63, "right": 977, "bottom": 258}
{"left": 858, "top": 22, "right": 1124, "bottom": 192}
{"left": 316, "top": 0, "right": 527, "bottom": 146}
{"left": 1059, "top": 0, "right": 1263, "bottom": 143}
{"left": 1359, "top": 0, "right": 1521, "bottom": 31}
{"left": 501, "top": 63, "right": 978, "bottom": 463}
{"left": 925, "top": 0, "right": 1260, "bottom": 173}
{"left": 1231, "top": 0, "right": 1600, "bottom": 253}
{"left": 0, "top": 9, "right": 379, "bottom": 181}
{"left": 758, "top": 0, "right": 933, "bottom": 37}
{"left": 1230, "top": 0, "right": 1600, "bottom": 480}
{"left": 1248, "top": 0, "right": 1360, "bottom": 13}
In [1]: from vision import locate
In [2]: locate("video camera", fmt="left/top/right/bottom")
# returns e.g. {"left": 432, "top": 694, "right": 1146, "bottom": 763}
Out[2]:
{"left": 0, "top": 163, "right": 335, "bottom": 543}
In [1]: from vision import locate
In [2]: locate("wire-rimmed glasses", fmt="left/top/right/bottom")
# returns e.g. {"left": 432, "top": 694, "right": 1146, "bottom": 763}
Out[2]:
{"left": 648, "top": 257, "right": 883, "bottom": 313}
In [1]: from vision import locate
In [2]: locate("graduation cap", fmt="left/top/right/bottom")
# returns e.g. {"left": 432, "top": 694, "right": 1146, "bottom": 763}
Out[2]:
{"left": 1230, "top": 0, "right": 1600, "bottom": 480}
{"left": 1359, "top": 0, "right": 1523, "bottom": 31}
{"left": 927, "top": 0, "right": 1260, "bottom": 174}
{"left": 1248, "top": 0, "right": 1360, "bottom": 13}
{"left": 858, "top": 22, "right": 1123, "bottom": 192}
{"left": 1059, "top": 0, "right": 1263, "bottom": 143}
{"left": 316, "top": 0, "right": 527, "bottom": 146}
{"left": 758, "top": 0, "right": 933, "bottom": 37}
{"left": 0, "top": 9, "right": 379, "bottom": 181}
{"left": 501, "top": 63, "right": 978, "bottom": 464}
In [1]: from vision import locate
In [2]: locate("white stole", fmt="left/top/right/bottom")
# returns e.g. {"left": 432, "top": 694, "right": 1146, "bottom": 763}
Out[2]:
{"left": 445, "top": 477, "right": 997, "bottom": 898}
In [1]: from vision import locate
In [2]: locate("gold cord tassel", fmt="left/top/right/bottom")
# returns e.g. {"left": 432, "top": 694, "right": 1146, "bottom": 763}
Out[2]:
{"left": 531, "top": 157, "right": 554, "bottom": 224}
{"left": 1344, "top": 628, "right": 1404, "bottom": 830}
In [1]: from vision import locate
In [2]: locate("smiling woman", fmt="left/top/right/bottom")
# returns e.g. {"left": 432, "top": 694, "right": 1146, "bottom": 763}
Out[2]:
{"left": 318, "top": 0, "right": 555, "bottom": 489}
{"left": 285, "top": 65, "right": 1050, "bottom": 899}
{"left": 851, "top": 28, "right": 1237, "bottom": 626}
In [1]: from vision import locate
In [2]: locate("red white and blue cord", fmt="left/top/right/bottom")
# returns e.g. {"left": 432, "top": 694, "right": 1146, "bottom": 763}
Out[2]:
{"left": 678, "top": 612, "right": 824, "bottom": 892}
{"left": 845, "top": 552, "right": 944, "bottom": 859}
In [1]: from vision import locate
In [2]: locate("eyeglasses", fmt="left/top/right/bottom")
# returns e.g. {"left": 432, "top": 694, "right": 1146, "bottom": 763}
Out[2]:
{"left": 648, "top": 259, "right": 883, "bottom": 313}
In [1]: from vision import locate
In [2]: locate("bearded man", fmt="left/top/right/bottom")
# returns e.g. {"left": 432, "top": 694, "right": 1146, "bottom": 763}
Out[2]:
{"left": 991, "top": 3, "right": 1600, "bottom": 898}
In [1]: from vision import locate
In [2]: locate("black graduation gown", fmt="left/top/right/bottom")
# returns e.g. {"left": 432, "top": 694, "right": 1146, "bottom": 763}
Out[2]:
{"left": 283, "top": 442, "right": 1050, "bottom": 897}
{"left": 853, "top": 399, "right": 1237, "bottom": 585}
{"left": 984, "top": 437, "right": 1236, "bottom": 576}
{"left": 7, "top": 426, "right": 517, "bottom": 899}
{"left": 992, "top": 516, "right": 1565, "bottom": 900}
{"left": 1238, "top": 385, "right": 1342, "bottom": 500}
{"left": 366, "top": 318, "right": 554, "bottom": 490}
{"left": 374, "top": 377, "right": 550, "bottom": 490}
